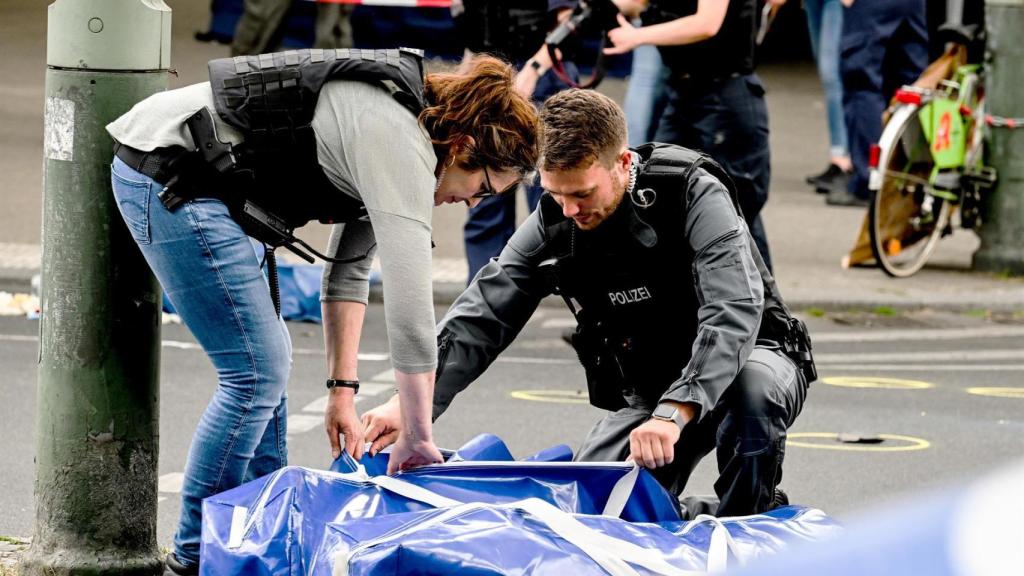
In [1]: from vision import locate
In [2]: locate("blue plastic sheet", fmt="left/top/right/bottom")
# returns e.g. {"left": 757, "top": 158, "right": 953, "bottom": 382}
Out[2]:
{"left": 163, "top": 256, "right": 326, "bottom": 323}
{"left": 201, "top": 435, "right": 840, "bottom": 575}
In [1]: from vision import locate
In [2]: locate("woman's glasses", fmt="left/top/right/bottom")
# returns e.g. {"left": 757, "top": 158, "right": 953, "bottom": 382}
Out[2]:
{"left": 473, "top": 166, "right": 522, "bottom": 199}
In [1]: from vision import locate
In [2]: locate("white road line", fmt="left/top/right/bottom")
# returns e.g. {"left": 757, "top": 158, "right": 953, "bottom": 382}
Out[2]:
{"left": 369, "top": 370, "right": 394, "bottom": 382}
{"left": 300, "top": 383, "right": 394, "bottom": 414}
{"left": 0, "top": 334, "right": 37, "bottom": 342}
{"left": 816, "top": 349, "right": 1024, "bottom": 363}
{"left": 158, "top": 472, "right": 184, "bottom": 494}
{"left": 818, "top": 363, "right": 1024, "bottom": 372}
{"left": 287, "top": 414, "right": 323, "bottom": 435}
{"left": 496, "top": 356, "right": 575, "bottom": 365}
{"left": 812, "top": 325, "right": 1024, "bottom": 343}
{"left": 540, "top": 318, "right": 576, "bottom": 329}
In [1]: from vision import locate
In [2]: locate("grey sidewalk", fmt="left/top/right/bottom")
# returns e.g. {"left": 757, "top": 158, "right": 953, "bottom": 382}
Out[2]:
{"left": 2, "top": 2, "right": 1021, "bottom": 312}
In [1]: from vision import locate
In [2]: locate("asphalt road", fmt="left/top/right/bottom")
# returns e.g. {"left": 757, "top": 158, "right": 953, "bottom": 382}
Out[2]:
{"left": 1, "top": 307, "right": 1022, "bottom": 546}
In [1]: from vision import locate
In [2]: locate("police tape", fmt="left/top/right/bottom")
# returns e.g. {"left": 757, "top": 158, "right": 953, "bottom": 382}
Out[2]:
{"left": 304, "top": 0, "right": 452, "bottom": 6}
{"left": 985, "top": 114, "right": 1024, "bottom": 129}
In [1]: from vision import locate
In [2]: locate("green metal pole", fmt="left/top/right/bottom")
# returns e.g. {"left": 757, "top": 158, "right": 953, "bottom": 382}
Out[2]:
{"left": 20, "top": 1, "right": 171, "bottom": 574}
{"left": 973, "top": 0, "right": 1024, "bottom": 275}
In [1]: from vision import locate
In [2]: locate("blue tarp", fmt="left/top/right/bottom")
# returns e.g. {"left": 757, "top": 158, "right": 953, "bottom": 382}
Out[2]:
{"left": 201, "top": 434, "right": 841, "bottom": 575}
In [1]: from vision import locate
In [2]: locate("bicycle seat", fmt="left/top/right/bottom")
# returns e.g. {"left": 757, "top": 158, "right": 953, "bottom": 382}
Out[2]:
{"left": 936, "top": 23, "right": 983, "bottom": 48}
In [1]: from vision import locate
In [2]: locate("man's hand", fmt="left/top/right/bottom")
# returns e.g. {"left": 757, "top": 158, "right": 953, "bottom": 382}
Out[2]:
{"left": 605, "top": 13, "right": 644, "bottom": 55}
{"left": 361, "top": 394, "right": 402, "bottom": 456}
{"left": 324, "top": 388, "right": 365, "bottom": 461}
{"left": 627, "top": 418, "right": 681, "bottom": 469}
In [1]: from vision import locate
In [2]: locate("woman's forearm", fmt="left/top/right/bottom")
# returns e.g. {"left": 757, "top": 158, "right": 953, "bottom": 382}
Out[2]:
{"left": 395, "top": 369, "right": 435, "bottom": 442}
{"left": 323, "top": 300, "right": 367, "bottom": 381}
{"left": 636, "top": 0, "right": 729, "bottom": 46}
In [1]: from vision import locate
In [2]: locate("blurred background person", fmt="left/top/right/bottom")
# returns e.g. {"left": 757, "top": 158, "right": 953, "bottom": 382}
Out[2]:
{"left": 828, "top": 0, "right": 928, "bottom": 207}
{"left": 606, "top": 0, "right": 780, "bottom": 271}
{"left": 803, "top": 0, "right": 852, "bottom": 196}
{"left": 456, "top": 0, "right": 579, "bottom": 283}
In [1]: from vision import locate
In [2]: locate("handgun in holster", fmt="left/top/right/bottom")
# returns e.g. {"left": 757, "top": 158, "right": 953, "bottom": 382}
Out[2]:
{"left": 177, "top": 108, "right": 315, "bottom": 263}
{"left": 781, "top": 317, "right": 817, "bottom": 384}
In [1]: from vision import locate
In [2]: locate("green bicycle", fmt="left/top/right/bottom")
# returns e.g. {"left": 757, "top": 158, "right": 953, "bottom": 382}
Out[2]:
{"left": 867, "top": 25, "right": 997, "bottom": 278}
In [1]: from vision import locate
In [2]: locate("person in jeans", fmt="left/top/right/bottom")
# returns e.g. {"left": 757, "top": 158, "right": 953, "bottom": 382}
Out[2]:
{"left": 803, "top": 0, "right": 853, "bottom": 195}
{"left": 107, "top": 53, "right": 538, "bottom": 575}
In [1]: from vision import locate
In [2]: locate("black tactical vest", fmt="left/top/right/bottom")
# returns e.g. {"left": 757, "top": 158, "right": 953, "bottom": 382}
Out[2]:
{"left": 542, "top": 144, "right": 814, "bottom": 410}
{"left": 642, "top": 0, "right": 757, "bottom": 79}
{"left": 203, "top": 48, "right": 427, "bottom": 229}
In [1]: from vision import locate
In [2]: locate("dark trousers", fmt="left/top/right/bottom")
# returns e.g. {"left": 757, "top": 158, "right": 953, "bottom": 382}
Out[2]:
{"left": 841, "top": 0, "right": 929, "bottom": 198}
{"left": 464, "top": 64, "right": 578, "bottom": 282}
{"left": 655, "top": 73, "right": 773, "bottom": 272}
{"left": 575, "top": 345, "right": 807, "bottom": 518}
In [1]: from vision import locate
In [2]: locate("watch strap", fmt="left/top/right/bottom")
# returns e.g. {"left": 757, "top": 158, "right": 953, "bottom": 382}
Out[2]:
{"left": 326, "top": 378, "right": 360, "bottom": 393}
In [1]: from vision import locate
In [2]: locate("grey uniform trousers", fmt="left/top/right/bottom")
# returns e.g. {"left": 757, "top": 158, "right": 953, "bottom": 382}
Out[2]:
{"left": 576, "top": 343, "right": 808, "bottom": 518}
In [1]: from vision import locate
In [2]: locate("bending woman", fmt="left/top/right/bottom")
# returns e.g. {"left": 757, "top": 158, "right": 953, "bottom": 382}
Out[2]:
{"left": 106, "top": 52, "right": 537, "bottom": 575}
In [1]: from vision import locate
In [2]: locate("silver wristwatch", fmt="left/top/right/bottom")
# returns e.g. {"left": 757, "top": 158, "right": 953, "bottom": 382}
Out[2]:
{"left": 651, "top": 403, "right": 686, "bottom": 430}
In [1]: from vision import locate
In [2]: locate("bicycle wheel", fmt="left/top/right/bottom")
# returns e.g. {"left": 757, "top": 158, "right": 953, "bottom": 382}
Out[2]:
{"left": 869, "top": 106, "right": 951, "bottom": 278}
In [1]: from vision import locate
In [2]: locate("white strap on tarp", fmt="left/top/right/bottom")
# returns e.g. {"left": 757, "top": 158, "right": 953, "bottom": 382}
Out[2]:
{"left": 336, "top": 497, "right": 700, "bottom": 576}
{"left": 601, "top": 462, "right": 640, "bottom": 517}
{"left": 225, "top": 465, "right": 462, "bottom": 549}
{"left": 678, "top": 514, "right": 743, "bottom": 572}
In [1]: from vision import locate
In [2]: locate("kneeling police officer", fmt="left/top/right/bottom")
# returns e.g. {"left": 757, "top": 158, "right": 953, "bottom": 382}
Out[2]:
{"left": 363, "top": 89, "right": 815, "bottom": 518}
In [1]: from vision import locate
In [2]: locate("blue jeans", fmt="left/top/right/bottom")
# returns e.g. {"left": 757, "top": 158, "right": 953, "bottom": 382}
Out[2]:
{"left": 804, "top": 0, "right": 848, "bottom": 158}
{"left": 464, "top": 64, "right": 578, "bottom": 282}
{"left": 110, "top": 157, "right": 292, "bottom": 568}
{"left": 623, "top": 25, "right": 670, "bottom": 148}
{"left": 841, "top": 0, "right": 928, "bottom": 198}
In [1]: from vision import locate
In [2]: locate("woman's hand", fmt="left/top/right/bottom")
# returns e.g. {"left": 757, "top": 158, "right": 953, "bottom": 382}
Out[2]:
{"left": 387, "top": 435, "right": 444, "bottom": 474}
{"left": 362, "top": 394, "right": 402, "bottom": 456}
{"left": 324, "top": 388, "right": 365, "bottom": 461}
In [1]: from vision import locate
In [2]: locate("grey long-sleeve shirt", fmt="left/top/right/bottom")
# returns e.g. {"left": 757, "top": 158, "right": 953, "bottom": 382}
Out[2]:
{"left": 433, "top": 168, "right": 764, "bottom": 422}
{"left": 107, "top": 80, "right": 438, "bottom": 374}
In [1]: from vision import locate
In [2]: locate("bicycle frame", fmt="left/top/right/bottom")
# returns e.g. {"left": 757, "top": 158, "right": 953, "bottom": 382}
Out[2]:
{"left": 869, "top": 64, "right": 983, "bottom": 207}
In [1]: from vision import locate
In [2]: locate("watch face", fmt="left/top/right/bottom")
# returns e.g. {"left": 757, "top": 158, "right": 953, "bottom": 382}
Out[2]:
{"left": 653, "top": 405, "right": 676, "bottom": 420}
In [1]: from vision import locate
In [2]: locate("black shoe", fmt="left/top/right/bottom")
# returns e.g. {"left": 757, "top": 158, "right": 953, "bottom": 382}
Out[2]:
{"left": 806, "top": 163, "right": 844, "bottom": 187}
{"left": 769, "top": 487, "right": 790, "bottom": 510}
{"left": 815, "top": 169, "right": 850, "bottom": 194}
{"left": 165, "top": 553, "right": 198, "bottom": 576}
{"left": 825, "top": 188, "right": 870, "bottom": 207}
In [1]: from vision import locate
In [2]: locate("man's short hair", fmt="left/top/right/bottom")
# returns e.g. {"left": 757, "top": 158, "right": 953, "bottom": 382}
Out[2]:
{"left": 539, "top": 89, "right": 628, "bottom": 171}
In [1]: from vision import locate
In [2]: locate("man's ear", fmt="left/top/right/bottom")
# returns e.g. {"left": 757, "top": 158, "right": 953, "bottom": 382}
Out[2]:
{"left": 618, "top": 148, "right": 632, "bottom": 173}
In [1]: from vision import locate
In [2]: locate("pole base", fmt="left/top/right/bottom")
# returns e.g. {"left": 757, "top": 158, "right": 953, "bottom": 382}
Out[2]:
{"left": 972, "top": 247, "right": 1024, "bottom": 277}
{"left": 19, "top": 547, "right": 163, "bottom": 576}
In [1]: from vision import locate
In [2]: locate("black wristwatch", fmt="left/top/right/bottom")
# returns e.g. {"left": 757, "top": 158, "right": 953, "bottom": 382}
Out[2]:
{"left": 326, "top": 379, "right": 360, "bottom": 393}
{"left": 651, "top": 403, "right": 685, "bottom": 430}
{"left": 527, "top": 59, "right": 542, "bottom": 74}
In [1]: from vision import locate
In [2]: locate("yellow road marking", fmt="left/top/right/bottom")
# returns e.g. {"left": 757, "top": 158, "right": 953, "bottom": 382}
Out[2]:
{"left": 966, "top": 387, "right": 1024, "bottom": 399}
{"left": 820, "top": 376, "right": 934, "bottom": 390}
{"left": 510, "top": 390, "right": 590, "bottom": 404}
{"left": 788, "top": 432, "right": 931, "bottom": 452}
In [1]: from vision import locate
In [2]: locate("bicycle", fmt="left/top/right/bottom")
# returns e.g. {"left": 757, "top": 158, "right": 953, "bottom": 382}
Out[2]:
{"left": 867, "top": 24, "right": 997, "bottom": 278}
